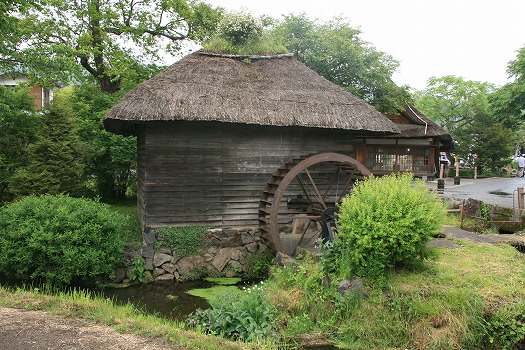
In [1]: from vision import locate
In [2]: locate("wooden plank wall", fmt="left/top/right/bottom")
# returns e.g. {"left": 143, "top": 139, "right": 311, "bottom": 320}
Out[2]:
{"left": 139, "top": 121, "right": 356, "bottom": 230}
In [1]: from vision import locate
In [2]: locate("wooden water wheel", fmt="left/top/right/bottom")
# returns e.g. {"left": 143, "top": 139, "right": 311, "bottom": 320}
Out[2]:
{"left": 259, "top": 153, "right": 371, "bottom": 255}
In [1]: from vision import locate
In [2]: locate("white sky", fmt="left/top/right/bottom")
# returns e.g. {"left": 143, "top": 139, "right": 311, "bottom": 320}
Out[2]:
{"left": 202, "top": 0, "right": 525, "bottom": 91}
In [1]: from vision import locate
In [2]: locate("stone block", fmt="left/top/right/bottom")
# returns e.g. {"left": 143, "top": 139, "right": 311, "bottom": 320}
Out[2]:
{"left": 142, "top": 245, "right": 154, "bottom": 259}
{"left": 156, "top": 274, "right": 175, "bottom": 281}
{"left": 245, "top": 242, "right": 258, "bottom": 253}
{"left": 145, "top": 258, "right": 154, "bottom": 271}
{"left": 158, "top": 247, "right": 172, "bottom": 254}
{"left": 162, "top": 262, "right": 177, "bottom": 274}
{"left": 153, "top": 252, "right": 172, "bottom": 267}
{"left": 211, "top": 247, "right": 236, "bottom": 272}
{"left": 143, "top": 231, "right": 156, "bottom": 245}
{"left": 176, "top": 256, "right": 206, "bottom": 276}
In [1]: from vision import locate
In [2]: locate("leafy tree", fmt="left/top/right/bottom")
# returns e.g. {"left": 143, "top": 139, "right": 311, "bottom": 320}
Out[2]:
{"left": 0, "top": 85, "right": 39, "bottom": 202}
{"left": 272, "top": 14, "right": 412, "bottom": 113}
{"left": 490, "top": 45, "right": 525, "bottom": 128}
{"left": 414, "top": 75, "right": 514, "bottom": 169}
{"left": 61, "top": 84, "right": 137, "bottom": 201}
{"left": 468, "top": 113, "right": 515, "bottom": 172}
{"left": 1, "top": 0, "right": 222, "bottom": 92}
{"left": 9, "top": 92, "right": 88, "bottom": 198}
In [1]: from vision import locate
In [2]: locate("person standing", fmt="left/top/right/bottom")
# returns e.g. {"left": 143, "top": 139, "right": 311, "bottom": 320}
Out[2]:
{"left": 517, "top": 154, "right": 525, "bottom": 177}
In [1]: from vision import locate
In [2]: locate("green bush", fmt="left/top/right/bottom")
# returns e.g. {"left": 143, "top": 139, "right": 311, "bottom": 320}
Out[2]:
{"left": 244, "top": 251, "right": 274, "bottom": 279}
{"left": 332, "top": 173, "right": 447, "bottom": 282}
{"left": 155, "top": 225, "right": 210, "bottom": 257}
{"left": 203, "top": 11, "right": 287, "bottom": 55}
{"left": 0, "top": 195, "right": 126, "bottom": 285}
{"left": 186, "top": 282, "right": 277, "bottom": 342}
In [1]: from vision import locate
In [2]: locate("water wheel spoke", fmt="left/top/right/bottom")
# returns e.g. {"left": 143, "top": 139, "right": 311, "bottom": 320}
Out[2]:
{"left": 304, "top": 168, "right": 327, "bottom": 209}
{"left": 295, "top": 174, "right": 316, "bottom": 206}
{"left": 321, "top": 166, "right": 341, "bottom": 201}
{"left": 306, "top": 227, "right": 323, "bottom": 245}
{"left": 296, "top": 219, "right": 314, "bottom": 247}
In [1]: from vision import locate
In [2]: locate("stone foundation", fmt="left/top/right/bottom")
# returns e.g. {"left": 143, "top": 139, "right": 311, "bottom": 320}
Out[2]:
{"left": 116, "top": 227, "right": 274, "bottom": 283}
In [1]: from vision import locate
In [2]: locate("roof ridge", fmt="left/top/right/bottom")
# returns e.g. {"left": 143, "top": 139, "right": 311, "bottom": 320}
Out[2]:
{"left": 199, "top": 50, "right": 294, "bottom": 61}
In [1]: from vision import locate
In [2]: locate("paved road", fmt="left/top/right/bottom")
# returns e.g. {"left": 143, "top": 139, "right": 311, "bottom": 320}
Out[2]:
{"left": 426, "top": 176, "right": 525, "bottom": 208}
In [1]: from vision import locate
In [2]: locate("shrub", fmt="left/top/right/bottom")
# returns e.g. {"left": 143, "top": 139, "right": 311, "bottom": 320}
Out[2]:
{"left": 0, "top": 195, "right": 126, "bottom": 285}
{"left": 155, "top": 225, "right": 210, "bottom": 257}
{"left": 186, "top": 282, "right": 278, "bottom": 342}
{"left": 332, "top": 173, "right": 447, "bottom": 282}
{"left": 244, "top": 251, "right": 274, "bottom": 279}
{"left": 203, "top": 11, "right": 287, "bottom": 55}
{"left": 216, "top": 11, "right": 263, "bottom": 45}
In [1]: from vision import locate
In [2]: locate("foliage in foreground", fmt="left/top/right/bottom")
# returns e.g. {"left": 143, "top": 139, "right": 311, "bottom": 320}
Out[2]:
{"left": 187, "top": 282, "right": 278, "bottom": 342}
{"left": 0, "top": 195, "right": 126, "bottom": 285}
{"left": 331, "top": 173, "right": 447, "bottom": 282}
{"left": 266, "top": 241, "right": 525, "bottom": 349}
{"left": 1, "top": 240, "right": 525, "bottom": 349}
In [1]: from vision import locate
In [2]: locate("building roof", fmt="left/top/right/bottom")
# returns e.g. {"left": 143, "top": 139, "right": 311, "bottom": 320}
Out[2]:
{"left": 104, "top": 51, "right": 400, "bottom": 136}
{"left": 389, "top": 105, "right": 452, "bottom": 140}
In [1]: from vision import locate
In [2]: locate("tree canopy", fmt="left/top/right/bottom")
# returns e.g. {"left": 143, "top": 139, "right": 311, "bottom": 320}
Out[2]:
{"left": 271, "top": 14, "right": 412, "bottom": 114}
{"left": 414, "top": 75, "right": 515, "bottom": 171}
{"left": 1, "top": 0, "right": 222, "bottom": 92}
{"left": 490, "top": 45, "right": 525, "bottom": 128}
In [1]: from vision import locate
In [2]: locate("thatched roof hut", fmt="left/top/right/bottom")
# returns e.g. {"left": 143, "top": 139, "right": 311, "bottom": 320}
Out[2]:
{"left": 103, "top": 51, "right": 400, "bottom": 238}
{"left": 104, "top": 52, "right": 399, "bottom": 136}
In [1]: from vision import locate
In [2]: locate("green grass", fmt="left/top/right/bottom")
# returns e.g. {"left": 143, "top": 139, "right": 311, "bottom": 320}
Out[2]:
{"left": 0, "top": 284, "right": 264, "bottom": 350}
{"left": 264, "top": 240, "right": 525, "bottom": 349}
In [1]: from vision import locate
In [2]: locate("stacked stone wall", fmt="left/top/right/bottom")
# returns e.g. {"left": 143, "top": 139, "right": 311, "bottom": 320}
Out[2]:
{"left": 115, "top": 227, "right": 273, "bottom": 283}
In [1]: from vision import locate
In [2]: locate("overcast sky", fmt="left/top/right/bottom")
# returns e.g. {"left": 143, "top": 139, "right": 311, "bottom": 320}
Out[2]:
{"left": 201, "top": 0, "right": 525, "bottom": 91}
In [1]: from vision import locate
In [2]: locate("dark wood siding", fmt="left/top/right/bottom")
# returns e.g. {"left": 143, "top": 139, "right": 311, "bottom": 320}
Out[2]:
{"left": 139, "top": 121, "right": 356, "bottom": 229}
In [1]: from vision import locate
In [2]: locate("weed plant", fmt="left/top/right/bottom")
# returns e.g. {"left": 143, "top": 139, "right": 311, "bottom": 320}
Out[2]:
{"left": 245, "top": 252, "right": 274, "bottom": 279}
{"left": 186, "top": 282, "right": 278, "bottom": 343}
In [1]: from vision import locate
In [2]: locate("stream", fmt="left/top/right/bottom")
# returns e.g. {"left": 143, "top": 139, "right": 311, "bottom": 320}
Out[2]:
{"left": 101, "top": 278, "right": 251, "bottom": 321}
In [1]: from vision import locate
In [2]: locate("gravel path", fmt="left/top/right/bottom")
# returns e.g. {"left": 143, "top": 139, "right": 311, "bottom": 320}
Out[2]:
{"left": 0, "top": 307, "right": 183, "bottom": 350}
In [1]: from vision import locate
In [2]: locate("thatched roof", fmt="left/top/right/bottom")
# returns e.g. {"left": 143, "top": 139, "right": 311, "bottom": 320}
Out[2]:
{"left": 104, "top": 51, "right": 399, "bottom": 136}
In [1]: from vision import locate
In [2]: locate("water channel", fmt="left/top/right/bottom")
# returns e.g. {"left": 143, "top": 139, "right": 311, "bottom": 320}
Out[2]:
{"left": 101, "top": 278, "right": 253, "bottom": 321}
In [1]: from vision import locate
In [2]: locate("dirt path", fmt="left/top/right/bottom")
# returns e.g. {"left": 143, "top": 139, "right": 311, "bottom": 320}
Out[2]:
{"left": 0, "top": 307, "right": 184, "bottom": 350}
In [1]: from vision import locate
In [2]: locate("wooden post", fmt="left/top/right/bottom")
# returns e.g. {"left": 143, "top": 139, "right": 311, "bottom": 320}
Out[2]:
{"left": 518, "top": 187, "right": 524, "bottom": 210}
{"left": 474, "top": 166, "right": 478, "bottom": 180}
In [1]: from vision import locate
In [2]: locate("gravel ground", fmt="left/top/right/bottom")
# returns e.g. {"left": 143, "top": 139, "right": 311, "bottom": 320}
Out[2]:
{"left": 0, "top": 307, "right": 184, "bottom": 350}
